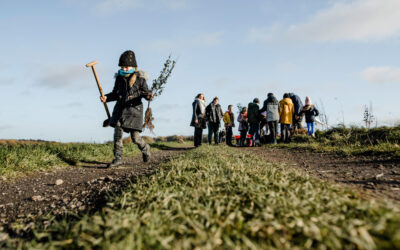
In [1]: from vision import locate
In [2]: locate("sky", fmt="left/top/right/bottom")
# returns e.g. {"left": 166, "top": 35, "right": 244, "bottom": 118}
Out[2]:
{"left": 1, "top": 0, "right": 400, "bottom": 142}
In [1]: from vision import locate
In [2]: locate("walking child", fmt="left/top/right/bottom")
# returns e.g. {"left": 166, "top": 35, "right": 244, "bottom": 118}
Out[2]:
{"left": 100, "top": 50, "right": 153, "bottom": 168}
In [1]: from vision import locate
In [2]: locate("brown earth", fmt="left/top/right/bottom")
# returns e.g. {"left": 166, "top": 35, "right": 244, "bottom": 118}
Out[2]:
{"left": 0, "top": 145, "right": 192, "bottom": 237}
{"left": 244, "top": 146, "right": 400, "bottom": 204}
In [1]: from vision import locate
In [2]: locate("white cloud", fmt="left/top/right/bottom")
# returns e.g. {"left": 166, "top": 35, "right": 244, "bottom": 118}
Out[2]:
{"left": 361, "top": 66, "right": 400, "bottom": 84}
{"left": 247, "top": 0, "right": 400, "bottom": 43}
{"left": 37, "top": 64, "right": 90, "bottom": 89}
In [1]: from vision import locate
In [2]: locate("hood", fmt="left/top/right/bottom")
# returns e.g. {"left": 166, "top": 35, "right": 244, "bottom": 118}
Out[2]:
{"left": 248, "top": 102, "right": 259, "bottom": 108}
{"left": 267, "top": 95, "right": 278, "bottom": 104}
{"left": 281, "top": 98, "right": 293, "bottom": 105}
{"left": 303, "top": 104, "right": 314, "bottom": 111}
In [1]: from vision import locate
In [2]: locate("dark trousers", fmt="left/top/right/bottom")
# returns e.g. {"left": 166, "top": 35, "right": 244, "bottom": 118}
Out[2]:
{"left": 194, "top": 127, "right": 203, "bottom": 147}
{"left": 293, "top": 116, "right": 303, "bottom": 130}
{"left": 268, "top": 121, "right": 278, "bottom": 142}
{"left": 114, "top": 126, "right": 148, "bottom": 160}
{"left": 280, "top": 123, "right": 291, "bottom": 143}
{"left": 239, "top": 130, "right": 247, "bottom": 146}
{"left": 208, "top": 122, "right": 219, "bottom": 144}
{"left": 226, "top": 126, "right": 233, "bottom": 146}
{"left": 249, "top": 123, "right": 260, "bottom": 144}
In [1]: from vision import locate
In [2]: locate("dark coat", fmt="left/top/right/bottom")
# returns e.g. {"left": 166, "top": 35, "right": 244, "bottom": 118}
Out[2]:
{"left": 190, "top": 99, "right": 206, "bottom": 128}
{"left": 105, "top": 71, "right": 151, "bottom": 132}
{"left": 299, "top": 105, "right": 319, "bottom": 123}
{"left": 289, "top": 93, "right": 303, "bottom": 116}
{"left": 247, "top": 102, "right": 260, "bottom": 124}
{"left": 205, "top": 103, "right": 223, "bottom": 124}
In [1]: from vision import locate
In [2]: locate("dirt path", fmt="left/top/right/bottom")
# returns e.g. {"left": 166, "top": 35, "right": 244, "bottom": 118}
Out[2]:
{"left": 245, "top": 146, "right": 400, "bottom": 204}
{"left": 0, "top": 146, "right": 191, "bottom": 235}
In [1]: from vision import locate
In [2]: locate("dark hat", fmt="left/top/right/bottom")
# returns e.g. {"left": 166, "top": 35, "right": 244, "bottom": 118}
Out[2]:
{"left": 119, "top": 50, "right": 137, "bottom": 67}
{"left": 253, "top": 98, "right": 260, "bottom": 103}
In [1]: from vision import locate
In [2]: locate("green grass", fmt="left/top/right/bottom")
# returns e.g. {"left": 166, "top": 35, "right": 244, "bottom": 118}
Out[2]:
{"left": 0, "top": 142, "right": 156, "bottom": 178}
{"left": 8, "top": 145, "right": 400, "bottom": 249}
{"left": 270, "top": 126, "right": 400, "bottom": 157}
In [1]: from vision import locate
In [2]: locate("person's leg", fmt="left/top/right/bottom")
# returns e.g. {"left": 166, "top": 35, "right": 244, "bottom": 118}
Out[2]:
{"left": 199, "top": 128, "right": 203, "bottom": 145}
{"left": 280, "top": 123, "right": 284, "bottom": 142}
{"left": 286, "top": 124, "right": 291, "bottom": 142}
{"left": 131, "top": 130, "right": 150, "bottom": 162}
{"left": 283, "top": 124, "right": 289, "bottom": 143}
{"left": 249, "top": 123, "right": 255, "bottom": 143}
{"left": 226, "top": 127, "right": 232, "bottom": 146}
{"left": 193, "top": 128, "right": 197, "bottom": 147}
{"left": 207, "top": 124, "right": 213, "bottom": 144}
{"left": 239, "top": 130, "right": 245, "bottom": 146}
{"left": 307, "top": 123, "right": 311, "bottom": 135}
{"left": 255, "top": 123, "right": 260, "bottom": 145}
{"left": 213, "top": 123, "right": 219, "bottom": 144}
{"left": 109, "top": 126, "right": 124, "bottom": 167}
{"left": 194, "top": 128, "right": 201, "bottom": 147}
{"left": 311, "top": 122, "right": 315, "bottom": 137}
{"left": 268, "top": 121, "right": 274, "bottom": 143}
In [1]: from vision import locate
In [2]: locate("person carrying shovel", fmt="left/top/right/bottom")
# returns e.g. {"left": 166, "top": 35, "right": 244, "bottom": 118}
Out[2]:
{"left": 100, "top": 50, "right": 153, "bottom": 168}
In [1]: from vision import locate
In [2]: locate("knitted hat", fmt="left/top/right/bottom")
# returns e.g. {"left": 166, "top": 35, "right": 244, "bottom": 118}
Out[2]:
{"left": 305, "top": 96, "right": 312, "bottom": 105}
{"left": 119, "top": 50, "right": 137, "bottom": 67}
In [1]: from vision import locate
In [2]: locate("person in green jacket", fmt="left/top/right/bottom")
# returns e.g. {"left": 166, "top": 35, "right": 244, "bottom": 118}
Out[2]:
{"left": 247, "top": 98, "right": 260, "bottom": 146}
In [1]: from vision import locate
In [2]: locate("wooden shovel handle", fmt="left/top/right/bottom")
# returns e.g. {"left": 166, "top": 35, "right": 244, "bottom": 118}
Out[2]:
{"left": 86, "top": 61, "right": 111, "bottom": 119}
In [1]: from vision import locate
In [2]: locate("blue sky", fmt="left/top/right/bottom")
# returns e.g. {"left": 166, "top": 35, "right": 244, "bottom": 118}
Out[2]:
{"left": 1, "top": 0, "right": 400, "bottom": 142}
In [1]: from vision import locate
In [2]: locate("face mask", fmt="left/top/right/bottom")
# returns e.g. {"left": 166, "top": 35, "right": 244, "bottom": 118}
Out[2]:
{"left": 119, "top": 68, "right": 135, "bottom": 76}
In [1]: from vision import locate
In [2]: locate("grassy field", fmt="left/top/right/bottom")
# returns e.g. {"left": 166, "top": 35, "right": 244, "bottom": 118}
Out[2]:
{"left": 0, "top": 141, "right": 150, "bottom": 178}
{"left": 272, "top": 126, "right": 400, "bottom": 158}
{"left": 6, "top": 145, "right": 400, "bottom": 249}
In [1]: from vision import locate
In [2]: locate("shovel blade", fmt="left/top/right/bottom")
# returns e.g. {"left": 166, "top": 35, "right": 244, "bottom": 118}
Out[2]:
{"left": 103, "top": 119, "right": 110, "bottom": 127}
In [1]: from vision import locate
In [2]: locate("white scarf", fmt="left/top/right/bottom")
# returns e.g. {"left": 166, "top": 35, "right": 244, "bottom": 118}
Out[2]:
{"left": 197, "top": 98, "right": 206, "bottom": 114}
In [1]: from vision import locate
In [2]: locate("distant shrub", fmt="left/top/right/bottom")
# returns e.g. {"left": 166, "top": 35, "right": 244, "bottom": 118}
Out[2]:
{"left": 142, "top": 136, "right": 155, "bottom": 144}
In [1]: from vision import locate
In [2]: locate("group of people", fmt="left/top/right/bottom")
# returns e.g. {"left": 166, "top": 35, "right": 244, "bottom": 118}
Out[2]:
{"left": 190, "top": 92, "right": 319, "bottom": 147}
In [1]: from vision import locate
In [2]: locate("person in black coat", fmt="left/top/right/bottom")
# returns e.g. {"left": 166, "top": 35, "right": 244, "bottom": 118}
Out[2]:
{"left": 205, "top": 97, "right": 224, "bottom": 144}
{"left": 101, "top": 50, "right": 153, "bottom": 168}
{"left": 190, "top": 93, "right": 206, "bottom": 147}
{"left": 289, "top": 93, "right": 304, "bottom": 131}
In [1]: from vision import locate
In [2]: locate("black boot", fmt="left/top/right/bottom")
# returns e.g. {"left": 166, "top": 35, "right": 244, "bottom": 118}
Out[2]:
{"left": 107, "top": 158, "right": 123, "bottom": 168}
{"left": 142, "top": 144, "right": 151, "bottom": 162}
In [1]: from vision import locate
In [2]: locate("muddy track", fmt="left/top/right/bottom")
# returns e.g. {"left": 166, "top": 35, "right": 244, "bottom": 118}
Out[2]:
{"left": 0, "top": 146, "right": 192, "bottom": 236}
{"left": 245, "top": 146, "right": 400, "bottom": 204}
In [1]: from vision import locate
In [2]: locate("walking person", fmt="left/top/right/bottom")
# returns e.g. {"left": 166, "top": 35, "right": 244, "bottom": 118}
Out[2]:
{"left": 260, "top": 93, "right": 279, "bottom": 144}
{"left": 101, "top": 50, "right": 153, "bottom": 168}
{"left": 223, "top": 105, "right": 235, "bottom": 146}
{"left": 190, "top": 93, "right": 206, "bottom": 147}
{"left": 248, "top": 98, "right": 261, "bottom": 146}
{"left": 205, "top": 97, "right": 224, "bottom": 145}
{"left": 237, "top": 107, "right": 248, "bottom": 147}
{"left": 289, "top": 93, "right": 304, "bottom": 132}
{"left": 279, "top": 93, "right": 294, "bottom": 143}
{"left": 299, "top": 96, "right": 319, "bottom": 137}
